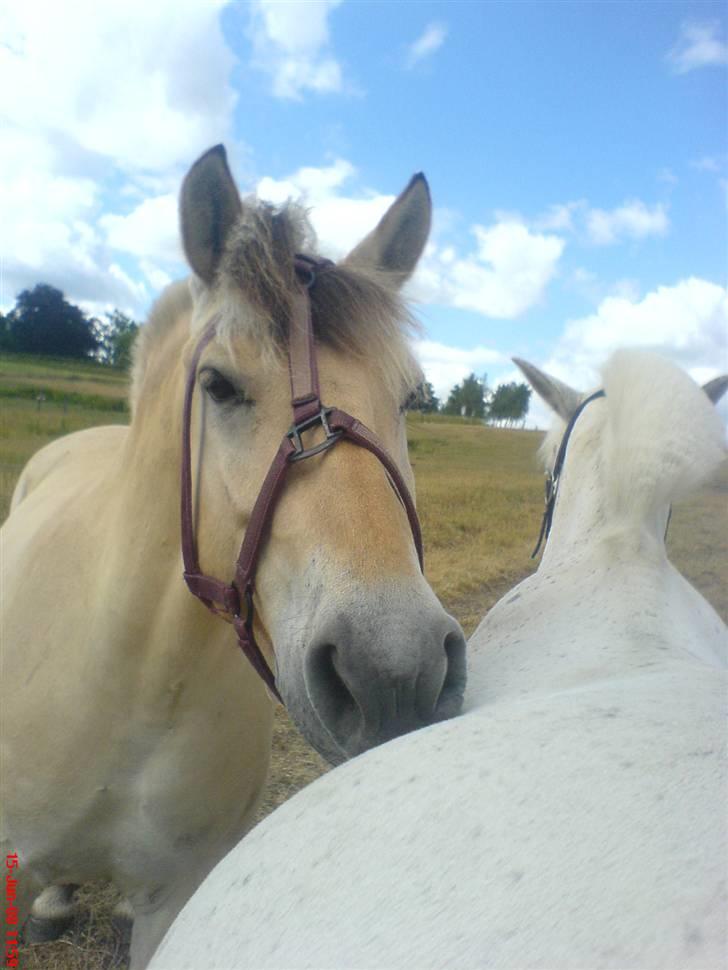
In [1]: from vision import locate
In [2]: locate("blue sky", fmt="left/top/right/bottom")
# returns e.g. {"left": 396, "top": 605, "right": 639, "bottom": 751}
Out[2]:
{"left": 2, "top": 0, "right": 726, "bottom": 425}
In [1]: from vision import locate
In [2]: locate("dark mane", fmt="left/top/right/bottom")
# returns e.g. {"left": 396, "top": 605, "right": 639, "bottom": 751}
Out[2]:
{"left": 218, "top": 197, "right": 417, "bottom": 359}
{"left": 132, "top": 198, "right": 421, "bottom": 412}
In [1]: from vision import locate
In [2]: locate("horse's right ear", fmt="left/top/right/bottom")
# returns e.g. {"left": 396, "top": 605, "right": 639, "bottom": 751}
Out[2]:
{"left": 702, "top": 375, "right": 728, "bottom": 405}
{"left": 513, "top": 358, "right": 582, "bottom": 422}
{"left": 180, "top": 145, "right": 243, "bottom": 286}
{"left": 343, "top": 173, "right": 431, "bottom": 284}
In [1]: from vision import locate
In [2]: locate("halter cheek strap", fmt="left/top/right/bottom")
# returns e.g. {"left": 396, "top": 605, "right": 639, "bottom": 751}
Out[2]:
{"left": 531, "top": 390, "right": 606, "bottom": 559}
{"left": 180, "top": 256, "right": 424, "bottom": 704}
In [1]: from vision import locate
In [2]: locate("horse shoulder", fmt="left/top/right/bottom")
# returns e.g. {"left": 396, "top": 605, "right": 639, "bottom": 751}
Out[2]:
{"left": 10, "top": 424, "right": 128, "bottom": 512}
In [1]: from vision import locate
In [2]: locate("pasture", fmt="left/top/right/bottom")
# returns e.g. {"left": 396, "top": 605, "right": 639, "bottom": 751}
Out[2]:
{"left": 3, "top": 352, "right": 726, "bottom": 970}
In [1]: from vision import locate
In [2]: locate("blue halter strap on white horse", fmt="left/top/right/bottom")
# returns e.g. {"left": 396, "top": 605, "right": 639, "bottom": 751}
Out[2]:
{"left": 150, "top": 349, "right": 728, "bottom": 970}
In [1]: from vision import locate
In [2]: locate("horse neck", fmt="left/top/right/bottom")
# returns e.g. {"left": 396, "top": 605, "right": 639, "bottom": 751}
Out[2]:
{"left": 112, "top": 335, "right": 205, "bottom": 643}
{"left": 540, "top": 433, "right": 671, "bottom": 570}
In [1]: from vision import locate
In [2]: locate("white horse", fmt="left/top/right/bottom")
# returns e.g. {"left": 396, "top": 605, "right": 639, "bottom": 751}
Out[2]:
{"left": 0, "top": 146, "right": 466, "bottom": 968}
{"left": 151, "top": 350, "right": 728, "bottom": 970}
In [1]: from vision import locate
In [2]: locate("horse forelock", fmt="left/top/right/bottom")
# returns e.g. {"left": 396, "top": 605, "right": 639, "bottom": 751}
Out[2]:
{"left": 133, "top": 198, "right": 421, "bottom": 408}
{"left": 216, "top": 197, "right": 421, "bottom": 394}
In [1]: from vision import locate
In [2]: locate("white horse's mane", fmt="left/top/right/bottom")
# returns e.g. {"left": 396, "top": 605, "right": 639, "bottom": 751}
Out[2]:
{"left": 540, "top": 350, "right": 726, "bottom": 526}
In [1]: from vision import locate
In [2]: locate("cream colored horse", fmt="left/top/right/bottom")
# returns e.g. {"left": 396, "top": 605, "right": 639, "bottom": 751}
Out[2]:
{"left": 0, "top": 146, "right": 465, "bottom": 968}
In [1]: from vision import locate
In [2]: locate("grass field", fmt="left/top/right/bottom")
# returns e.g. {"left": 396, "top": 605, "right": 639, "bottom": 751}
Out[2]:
{"left": 3, "top": 352, "right": 726, "bottom": 970}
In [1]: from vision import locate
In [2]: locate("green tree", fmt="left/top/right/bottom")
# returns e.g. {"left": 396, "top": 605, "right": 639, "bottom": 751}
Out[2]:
{"left": 444, "top": 373, "right": 486, "bottom": 418}
{"left": 96, "top": 310, "right": 140, "bottom": 368}
{"left": 0, "top": 311, "right": 12, "bottom": 352}
{"left": 488, "top": 382, "right": 532, "bottom": 426}
{"left": 7, "top": 284, "right": 98, "bottom": 358}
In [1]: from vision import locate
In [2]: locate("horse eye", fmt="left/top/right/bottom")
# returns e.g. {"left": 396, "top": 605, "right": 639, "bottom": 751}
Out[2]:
{"left": 200, "top": 369, "right": 246, "bottom": 406}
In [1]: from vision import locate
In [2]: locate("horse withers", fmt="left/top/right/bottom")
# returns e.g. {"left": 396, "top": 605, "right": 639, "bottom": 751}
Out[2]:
{"left": 0, "top": 146, "right": 465, "bottom": 968}
{"left": 150, "top": 351, "right": 727, "bottom": 970}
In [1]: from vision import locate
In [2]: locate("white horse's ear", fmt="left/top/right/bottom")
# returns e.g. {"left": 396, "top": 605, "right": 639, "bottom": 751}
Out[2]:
{"left": 513, "top": 358, "right": 582, "bottom": 422}
{"left": 343, "top": 173, "right": 431, "bottom": 284}
{"left": 180, "top": 145, "right": 242, "bottom": 286}
{"left": 702, "top": 375, "right": 728, "bottom": 405}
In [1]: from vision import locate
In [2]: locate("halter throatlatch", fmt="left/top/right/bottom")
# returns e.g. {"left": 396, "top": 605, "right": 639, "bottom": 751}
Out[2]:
{"left": 531, "top": 389, "right": 606, "bottom": 559}
{"left": 180, "top": 255, "right": 424, "bottom": 703}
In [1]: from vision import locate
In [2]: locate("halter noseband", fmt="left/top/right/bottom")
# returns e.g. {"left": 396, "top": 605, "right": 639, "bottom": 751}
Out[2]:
{"left": 531, "top": 389, "right": 606, "bottom": 559}
{"left": 180, "top": 256, "right": 424, "bottom": 703}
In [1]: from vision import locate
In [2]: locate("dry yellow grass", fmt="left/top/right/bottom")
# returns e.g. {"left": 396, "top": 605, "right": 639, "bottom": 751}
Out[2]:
{"left": 4, "top": 362, "right": 726, "bottom": 970}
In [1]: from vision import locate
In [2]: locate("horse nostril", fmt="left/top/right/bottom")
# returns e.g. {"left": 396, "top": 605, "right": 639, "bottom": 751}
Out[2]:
{"left": 306, "top": 643, "right": 361, "bottom": 744}
{"left": 434, "top": 629, "right": 467, "bottom": 721}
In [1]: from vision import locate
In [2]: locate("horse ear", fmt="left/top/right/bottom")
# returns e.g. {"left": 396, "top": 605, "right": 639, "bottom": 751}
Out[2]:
{"left": 343, "top": 173, "right": 431, "bottom": 284}
{"left": 512, "top": 358, "right": 582, "bottom": 422}
{"left": 702, "top": 375, "right": 728, "bottom": 405}
{"left": 180, "top": 145, "right": 242, "bottom": 286}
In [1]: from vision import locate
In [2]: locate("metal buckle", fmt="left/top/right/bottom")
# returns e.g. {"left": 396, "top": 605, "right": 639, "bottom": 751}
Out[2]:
{"left": 287, "top": 406, "right": 344, "bottom": 462}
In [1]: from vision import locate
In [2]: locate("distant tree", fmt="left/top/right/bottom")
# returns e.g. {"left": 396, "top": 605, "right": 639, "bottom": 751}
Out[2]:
{"left": 488, "top": 381, "right": 532, "bottom": 426}
{"left": 0, "top": 312, "right": 12, "bottom": 352}
{"left": 7, "top": 284, "right": 98, "bottom": 358}
{"left": 96, "top": 310, "right": 140, "bottom": 368}
{"left": 444, "top": 373, "right": 487, "bottom": 418}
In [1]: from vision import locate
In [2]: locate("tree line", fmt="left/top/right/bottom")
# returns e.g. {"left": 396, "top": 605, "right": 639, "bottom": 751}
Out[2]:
{"left": 1, "top": 284, "right": 532, "bottom": 424}
{"left": 411, "top": 373, "right": 531, "bottom": 426}
{"left": 0, "top": 283, "right": 139, "bottom": 368}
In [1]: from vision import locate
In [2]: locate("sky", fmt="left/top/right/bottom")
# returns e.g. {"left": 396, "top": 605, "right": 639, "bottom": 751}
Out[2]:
{"left": 1, "top": 0, "right": 726, "bottom": 426}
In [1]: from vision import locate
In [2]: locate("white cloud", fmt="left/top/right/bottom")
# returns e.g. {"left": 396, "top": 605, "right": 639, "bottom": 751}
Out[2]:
{"left": 585, "top": 200, "right": 669, "bottom": 246}
{"left": 543, "top": 277, "right": 728, "bottom": 391}
{"left": 414, "top": 339, "right": 509, "bottom": 402}
{"left": 100, "top": 194, "right": 181, "bottom": 263}
{"left": 0, "top": 0, "right": 239, "bottom": 316}
{"left": 405, "top": 22, "right": 448, "bottom": 68}
{"left": 248, "top": 0, "right": 346, "bottom": 99}
{"left": 667, "top": 20, "right": 728, "bottom": 74}
{"left": 691, "top": 156, "right": 722, "bottom": 173}
{"left": 0, "top": 0, "right": 236, "bottom": 173}
{"left": 533, "top": 201, "right": 586, "bottom": 233}
{"left": 442, "top": 222, "right": 565, "bottom": 318}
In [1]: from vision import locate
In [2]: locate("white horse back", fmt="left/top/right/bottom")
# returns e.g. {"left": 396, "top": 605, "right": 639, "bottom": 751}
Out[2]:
{"left": 151, "top": 664, "right": 726, "bottom": 969}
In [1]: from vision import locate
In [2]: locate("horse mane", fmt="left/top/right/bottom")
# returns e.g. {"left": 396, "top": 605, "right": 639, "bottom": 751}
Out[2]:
{"left": 541, "top": 350, "right": 726, "bottom": 528}
{"left": 601, "top": 350, "right": 726, "bottom": 521}
{"left": 131, "top": 199, "right": 420, "bottom": 415}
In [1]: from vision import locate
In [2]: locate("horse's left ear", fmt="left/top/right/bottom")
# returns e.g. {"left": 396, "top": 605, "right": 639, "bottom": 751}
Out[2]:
{"left": 343, "top": 173, "right": 431, "bottom": 284}
{"left": 180, "top": 145, "right": 243, "bottom": 286}
{"left": 702, "top": 375, "right": 728, "bottom": 405}
{"left": 513, "top": 358, "right": 582, "bottom": 422}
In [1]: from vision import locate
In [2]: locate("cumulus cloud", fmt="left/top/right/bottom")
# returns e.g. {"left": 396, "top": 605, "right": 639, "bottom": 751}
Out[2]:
{"left": 414, "top": 340, "right": 509, "bottom": 402}
{"left": 0, "top": 0, "right": 238, "bottom": 315}
{"left": 585, "top": 200, "right": 669, "bottom": 246}
{"left": 667, "top": 20, "right": 728, "bottom": 74}
{"left": 541, "top": 277, "right": 727, "bottom": 392}
{"left": 405, "top": 22, "right": 448, "bottom": 68}
{"left": 248, "top": 0, "right": 346, "bottom": 99}
{"left": 414, "top": 221, "right": 564, "bottom": 318}
{"left": 1, "top": 0, "right": 236, "bottom": 172}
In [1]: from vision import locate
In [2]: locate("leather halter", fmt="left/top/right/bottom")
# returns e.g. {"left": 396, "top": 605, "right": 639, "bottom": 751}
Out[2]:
{"left": 531, "top": 390, "right": 606, "bottom": 559}
{"left": 180, "top": 255, "right": 424, "bottom": 703}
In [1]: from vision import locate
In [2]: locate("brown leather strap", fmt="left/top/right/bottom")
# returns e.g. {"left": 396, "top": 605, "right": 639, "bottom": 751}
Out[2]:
{"left": 180, "top": 256, "right": 423, "bottom": 706}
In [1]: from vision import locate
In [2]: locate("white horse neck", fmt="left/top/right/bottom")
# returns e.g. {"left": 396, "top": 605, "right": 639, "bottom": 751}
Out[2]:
{"left": 468, "top": 392, "right": 727, "bottom": 708}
